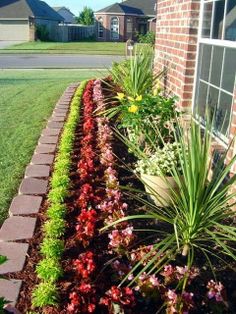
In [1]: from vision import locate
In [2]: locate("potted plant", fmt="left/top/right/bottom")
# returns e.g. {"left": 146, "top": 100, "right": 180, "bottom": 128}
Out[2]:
{"left": 135, "top": 142, "right": 182, "bottom": 207}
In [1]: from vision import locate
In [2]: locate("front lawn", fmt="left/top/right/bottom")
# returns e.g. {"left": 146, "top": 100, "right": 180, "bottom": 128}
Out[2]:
{"left": 1, "top": 41, "right": 126, "bottom": 55}
{"left": 0, "top": 69, "right": 106, "bottom": 224}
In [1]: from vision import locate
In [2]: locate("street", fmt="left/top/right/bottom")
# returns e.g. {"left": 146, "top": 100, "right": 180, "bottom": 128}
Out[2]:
{"left": 0, "top": 54, "right": 124, "bottom": 69}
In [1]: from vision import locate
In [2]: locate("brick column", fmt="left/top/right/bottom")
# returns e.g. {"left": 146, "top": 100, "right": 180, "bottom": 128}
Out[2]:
{"left": 226, "top": 88, "right": 236, "bottom": 173}
{"left": 154, "top": 0, "right": 201, "bottom": 110}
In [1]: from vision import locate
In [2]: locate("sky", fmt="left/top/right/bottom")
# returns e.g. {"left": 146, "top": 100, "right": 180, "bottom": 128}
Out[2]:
{"left": 45, "top": 0, "right": 117, "bottom": 16}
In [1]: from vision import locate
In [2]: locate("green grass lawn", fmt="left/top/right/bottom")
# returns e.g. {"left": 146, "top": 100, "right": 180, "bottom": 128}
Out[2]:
{"left": 0, "top": 69, "right": 106, "bottom": 224}
{"left": 1, "top": 41, "right": 126, "bottom": 55}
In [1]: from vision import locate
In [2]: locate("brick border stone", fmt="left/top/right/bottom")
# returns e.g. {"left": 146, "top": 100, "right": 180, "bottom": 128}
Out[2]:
{"left": 9, "top": 195, "right": 42, "bottom": 216}
{"left": 0, "top": 83, "right": 79, "bottom": 311}
{"left": 0, "top": 243, "right": 29, "bottom": 274}
{"left": 0, "top": 280, "right": 22, "bottom": 307}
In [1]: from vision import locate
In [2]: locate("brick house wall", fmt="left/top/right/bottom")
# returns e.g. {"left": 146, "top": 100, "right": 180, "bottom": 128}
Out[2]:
{"left": 154, "top": 0, "right": 201, "bottom": 110}
{"left": 149, "top": 19, "right": 157, "bottom": 32}
{"left": 226, "top": 88, "right": 236, "bottom": 173}
{"left": 154, "top": 0, "right": 236, "bottom": 191}
{"left": 95, "top": 14, "right": 125, "bottom": 42}
{"left": 95, "top": 14, "right": 156, "bottom": 42}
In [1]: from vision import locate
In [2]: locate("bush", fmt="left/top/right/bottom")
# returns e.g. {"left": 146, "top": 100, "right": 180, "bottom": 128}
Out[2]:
{"left": 40, "top": 238, "right": 64, "bottom": 259}
{"left": 43, "top": 218, "right": 65, "bottom": 238}
{"left": 36, "top": 25, "right": 50, "bottom": 42}
{"left": 36, "top": 258, "right": 63, "bottom": 282}
{"left": 137, "top": 31, "right": 156, "bottom": 46}
{"left": 32, "top": 282, "right": 58, "bottom": 307}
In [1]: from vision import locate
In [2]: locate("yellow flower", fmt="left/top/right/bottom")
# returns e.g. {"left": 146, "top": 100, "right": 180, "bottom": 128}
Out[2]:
{"left": 117, "top": 92, "right": 125, "bottom": 100}
{"left": 128, "top": 104, "right": 139, "bottom": 113}
{"left": 128, "top": 96, "right": 135, "bottom": 102}
{"left": 135, "top": 95, "right": 143, "bottom": 101}
{"left": 153, "top": 88, "right": 158, "bottom": 96}
{"left": 153, "top": 80, "right": 161, "bottom": 96}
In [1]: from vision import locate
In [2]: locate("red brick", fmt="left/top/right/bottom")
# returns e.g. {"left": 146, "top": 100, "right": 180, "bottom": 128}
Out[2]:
{"left": 9, "top": 195, "right": 42, "bottom": 215}
{"left": 154, "top": 0, "right": 200, "bottom": 109}
{"left": 0, "top": 217, "right": 36, "bottom": 241}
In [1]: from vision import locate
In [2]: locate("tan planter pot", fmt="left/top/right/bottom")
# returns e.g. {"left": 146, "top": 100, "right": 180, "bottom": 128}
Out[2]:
{"left": 140, "top": 173, "right": 178, "bottom": 207}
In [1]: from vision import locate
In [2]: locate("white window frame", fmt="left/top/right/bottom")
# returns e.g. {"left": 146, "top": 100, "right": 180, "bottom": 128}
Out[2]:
{"left": 110, "top": 16, "right": 119, "bottom": 40}
{"left": 193, "top": 0, "right": 236, "bottom": 144}
{"left": 97, "top": 17, "right": 104, "bottom": 38}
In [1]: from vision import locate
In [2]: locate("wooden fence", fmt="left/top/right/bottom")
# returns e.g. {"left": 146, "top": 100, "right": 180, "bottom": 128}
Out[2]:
{"left": 55, "top": 24, "right": 95, "bottom": 42}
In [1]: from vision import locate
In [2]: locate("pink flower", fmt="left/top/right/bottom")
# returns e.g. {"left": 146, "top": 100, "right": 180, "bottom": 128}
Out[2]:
{"left": 167, "top": 289, "right": 178, "bottom": 302}
{"left": 207, "top": 280, "right": 225, "bottom": 302}
{"left": 149, "top": 274, "right": 160, "bottom": 287}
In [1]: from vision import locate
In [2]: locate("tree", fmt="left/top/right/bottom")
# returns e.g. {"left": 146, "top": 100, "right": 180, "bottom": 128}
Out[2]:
{"left": 76, "top": 6, "right": 94, "bottom": 25}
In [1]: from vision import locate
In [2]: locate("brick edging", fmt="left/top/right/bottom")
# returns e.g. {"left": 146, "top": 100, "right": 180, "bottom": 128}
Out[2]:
{"left": 0, "top": 83, "right": 79, "bottom": 311}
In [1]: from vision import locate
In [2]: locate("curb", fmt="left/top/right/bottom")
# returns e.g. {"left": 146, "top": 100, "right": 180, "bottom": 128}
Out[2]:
{"left": 0, "top": 83, "right": 79, "bottom": 310}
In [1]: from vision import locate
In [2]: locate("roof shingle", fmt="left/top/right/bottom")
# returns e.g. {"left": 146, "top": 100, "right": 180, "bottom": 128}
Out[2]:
{"left": 0, "top": 0, "right": 64, "bottom": 21}
{"left": 96, "top": 0, "right": 157, "bottom": 17}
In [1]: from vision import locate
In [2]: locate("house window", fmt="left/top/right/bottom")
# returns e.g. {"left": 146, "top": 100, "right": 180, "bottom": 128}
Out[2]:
{"left": 110, "top": 17, "right": 119, "bottom": 40}
{"left": 126, "top": 18, "right": 133, "bottom": 39}
{"left": 98, "top": 17, "right": 104, "bottom": 38}
{"left": 195, "top": 0, "right": 236, "bottom": 141}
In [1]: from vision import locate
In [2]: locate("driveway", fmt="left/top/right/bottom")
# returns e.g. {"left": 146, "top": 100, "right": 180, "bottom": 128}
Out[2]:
{"left": 0, "top": 54, "right": 124, "bottom": 69}
{"left": 0, "top": 41, "right": 25, "bottom": 49}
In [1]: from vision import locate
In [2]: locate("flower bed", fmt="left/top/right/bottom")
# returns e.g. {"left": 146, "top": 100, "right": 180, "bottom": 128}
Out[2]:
{"left": 11, "top": 78, "right": 236, "bottom": 314}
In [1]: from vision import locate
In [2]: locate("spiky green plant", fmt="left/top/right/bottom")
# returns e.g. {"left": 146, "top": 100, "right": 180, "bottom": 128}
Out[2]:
{"left": 47, "top": 204, "right": 67, "bottom": 220}
{"left": 43, "top": 218, "right": 65, "bottom": 238}
{"left": 110, "top": 45, "right": 160, "bottom": 98}
{"left": 40, "top": 238, "right": 64, "bottom": 259}
{"left": 36, "top": 258, "right": 63, "bottom": 282}
{"left": 102, "top": 117, "right": 236, "bottom": 287}
{"left": 32, "top": 282, "right": 58, "bottom": 307}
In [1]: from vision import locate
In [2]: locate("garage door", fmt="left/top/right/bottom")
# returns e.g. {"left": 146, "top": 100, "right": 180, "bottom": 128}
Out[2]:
{"left": 0, "top": 20, "right": 29, "bottom": 41}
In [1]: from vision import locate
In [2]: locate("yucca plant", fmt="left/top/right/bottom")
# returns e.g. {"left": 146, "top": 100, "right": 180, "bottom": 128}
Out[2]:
{"left": 102, "top": 117, "right": 236, "bottom": 287}
{"left": 110, "top": 45, "right": 158, "bottom": 98}
{"left": 101, "top": 46, "right": 166, "bottom": 120}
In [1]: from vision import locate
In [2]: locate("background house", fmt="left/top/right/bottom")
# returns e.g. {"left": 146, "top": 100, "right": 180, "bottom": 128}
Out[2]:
{"left": 0, "top": 0, "right": 64, "bottom": 41}
{"left": 53, "top": 6, "right": 76, "bottom": 24}
{"left": 95, "top": 0, "right": 157, "bottom": 42}
{"left": 154, "top": 0, "right": 236, "bottom": 171}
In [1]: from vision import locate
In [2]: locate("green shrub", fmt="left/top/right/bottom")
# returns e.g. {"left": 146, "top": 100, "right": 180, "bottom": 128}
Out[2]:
{"left": 36, "top": 25, "right": 50, "bottom": 42}
{"left": 43, "top": 218, "right": 65, "bottom": 238}
{"left": 137, "top": 31, "right": 156, "bottom": 46}
{"left": 111, "top": 93, "right": 177, "bottom": 149}
{"left": 40, "top": 238, "right": 64, "bottom": 259}
{"left": 32, "top": 282, "right": 58, "bottom": 307}
{"left": 36, "top": 258, "right": 63, "bottom": 282}
{"left": 47, "top": 204, "right": 67, "bottom": 220}
{"left": 50, "top": 174, "right": 70, "bottom": 189}
{"left": 53, "top": 160, "right": 70, "bottom": 174}
{"left": 48, "top": 186, "right": 69, "bottom": 204}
